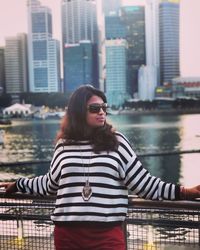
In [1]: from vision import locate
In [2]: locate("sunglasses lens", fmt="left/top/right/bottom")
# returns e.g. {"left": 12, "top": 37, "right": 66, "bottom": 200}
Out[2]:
{"left": 88, "top": 104, "right": 107, "bottom": 113}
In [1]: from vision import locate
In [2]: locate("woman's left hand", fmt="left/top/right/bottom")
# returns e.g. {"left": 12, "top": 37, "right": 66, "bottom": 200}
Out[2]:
{"left": 181, "top": 185, "right": 200, "bottom": 200}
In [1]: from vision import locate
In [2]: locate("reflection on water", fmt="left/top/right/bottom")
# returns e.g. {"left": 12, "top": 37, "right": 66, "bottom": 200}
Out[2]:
{"left": 1, "top": 120, "right": 59, "bottom": 163}
{"left": 1, "top": 114, "right": 200, "bottom": 186}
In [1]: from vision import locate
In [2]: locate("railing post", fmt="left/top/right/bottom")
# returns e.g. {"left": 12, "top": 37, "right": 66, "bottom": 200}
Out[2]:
{"left": 17, "top": 214, "right": 24, "bottom": 241}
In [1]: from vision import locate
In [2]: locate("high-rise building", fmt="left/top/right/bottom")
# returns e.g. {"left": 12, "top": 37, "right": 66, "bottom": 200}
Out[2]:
{"left": 102, "top": 0, "right": 121, "bottom": 16}
{"left": 0, "top": 47, "right": 5, "bottom": 94}
{"left": 63, "top": 41, "right": 97, "bottom": 92}
{"left": 120, "top": 6, "right": 146, "bottom": 95}
{"left": 105, "top": 39, "right": 129, "bottom": 107}
{"left": 61, "top": 0, "right": 97, "bottom": 45}
{"left": 105, "top": 14, "right": 126, "bottom": 40}
{"left": 27, "top": 0, "right": 60, "bottom": 93}
{"left": 142, "top": 0, "right": 160, "bottom": 100}
{"left": 159, "top": 0, "right": 180, "bottom": 84}
{"left": 145, "top": 0, "right": 160, "bottom": 78}
{"left": 61, "top": 0, "right": 98, "bottom": 91}
{"left": 4, "top": 33, "right": 28, "bottom": 96}
{"left": 138, "top": 65, "right": 157, "bottom": 100}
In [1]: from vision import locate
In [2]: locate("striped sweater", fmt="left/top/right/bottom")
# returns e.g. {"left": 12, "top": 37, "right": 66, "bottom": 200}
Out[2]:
{"left": 16, "top": 132, "right": 180, "bottom": 224}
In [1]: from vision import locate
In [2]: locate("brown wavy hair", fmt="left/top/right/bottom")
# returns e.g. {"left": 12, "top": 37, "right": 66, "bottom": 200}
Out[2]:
{"left": 56, "top": 85, "right": 119, "bottom": 153}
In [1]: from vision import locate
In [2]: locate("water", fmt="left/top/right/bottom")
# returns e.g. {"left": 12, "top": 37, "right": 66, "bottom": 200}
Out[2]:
{"left": 0, "top": 113, "right": 200, "bottom": 187}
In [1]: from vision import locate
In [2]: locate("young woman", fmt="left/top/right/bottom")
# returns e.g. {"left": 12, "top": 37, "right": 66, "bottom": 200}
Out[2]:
{"left": 1, "top": 85, "right": 200, "bottom": 250}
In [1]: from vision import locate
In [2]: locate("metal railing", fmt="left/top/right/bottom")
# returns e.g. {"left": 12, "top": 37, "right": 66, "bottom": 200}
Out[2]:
{"left": 127, "top": 197, "right": 200, "bottom": 250}
{"left": 0, "top": 192, "right": 200, "bottom": 250}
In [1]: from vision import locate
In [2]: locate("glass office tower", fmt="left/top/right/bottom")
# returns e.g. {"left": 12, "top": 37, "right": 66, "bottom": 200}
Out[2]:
{"left": 159, "top": 0, "right": 180, "bottom": 84}
{"left": 27, "top": 0, "right": 60, "bottom": 92}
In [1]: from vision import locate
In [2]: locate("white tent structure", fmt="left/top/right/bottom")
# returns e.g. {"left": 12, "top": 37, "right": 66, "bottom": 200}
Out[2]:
{"left": 3, "top": 103, "right": 34, "bottom": 117}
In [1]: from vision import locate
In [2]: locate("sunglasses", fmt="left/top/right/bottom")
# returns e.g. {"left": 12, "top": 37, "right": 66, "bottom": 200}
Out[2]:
{"left": 87, "top": 103, "right": 108, "bottom": 113}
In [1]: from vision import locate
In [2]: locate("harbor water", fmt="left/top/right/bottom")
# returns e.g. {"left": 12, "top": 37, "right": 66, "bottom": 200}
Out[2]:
{"left": 0, "top": 113, "right": 200, "bottom": 187}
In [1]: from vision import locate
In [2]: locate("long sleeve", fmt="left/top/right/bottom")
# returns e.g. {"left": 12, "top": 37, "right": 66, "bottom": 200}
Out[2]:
{"left": 116, "top": 132, "right": 180, "bottom": 200}
{"left": 16, "top": 140, "right": 64, "bottom": 196}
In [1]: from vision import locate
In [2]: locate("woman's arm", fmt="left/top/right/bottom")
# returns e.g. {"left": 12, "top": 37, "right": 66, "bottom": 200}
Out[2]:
{"left": 116, "top": 132, "right": 200, "bottom": 200}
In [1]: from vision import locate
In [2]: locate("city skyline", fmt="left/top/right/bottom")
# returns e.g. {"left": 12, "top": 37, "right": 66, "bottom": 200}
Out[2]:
{"left": 0, "top": 0, "right": 200, "bottom": 78}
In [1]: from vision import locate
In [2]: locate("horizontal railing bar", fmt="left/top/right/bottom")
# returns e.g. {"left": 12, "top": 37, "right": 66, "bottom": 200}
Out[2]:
{"left": 0, "top": 149, "right": 200, "bottom": 167}
{"left": 0, "top": 213, "right": 199, "bottom": 228}
{"left": 1, "top": 191, "right": 200, "bottom": 210}
{"left": 139, "top": 149, "right": 200, "bottom": 157}
{"left": 0, "top": 214, "right": 52, "bottom": 221}
{"left": 128, "top": 197, "right": 200, "bottom": 210}
{"left": 126, "top": 219, "right": 200, "bottom": 228}
{"left": 0, "top": 202, "right": 54, "bottom": 209}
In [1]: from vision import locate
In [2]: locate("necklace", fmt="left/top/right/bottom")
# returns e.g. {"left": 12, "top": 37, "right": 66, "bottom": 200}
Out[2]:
{"left": 79, "top": 147, "right": 92, "bottom": 201}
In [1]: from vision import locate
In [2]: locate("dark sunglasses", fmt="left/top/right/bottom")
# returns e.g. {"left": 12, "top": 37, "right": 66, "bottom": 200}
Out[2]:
{"left": 87, "top": 103, "right": 108, "bottom": 113}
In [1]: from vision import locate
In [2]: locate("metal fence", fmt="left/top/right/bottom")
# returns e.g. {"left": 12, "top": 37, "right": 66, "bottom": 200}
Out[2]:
{"left": 0, "top": 192, "right": 200, "bottom": 250}
{"left": 127, "top": 198, "right": 200, "bottom": 250}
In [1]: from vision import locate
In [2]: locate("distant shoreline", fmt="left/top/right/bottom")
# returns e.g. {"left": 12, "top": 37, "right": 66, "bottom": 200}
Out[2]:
{"left": 117, "top": 108, "right": 200, "bottom": 116}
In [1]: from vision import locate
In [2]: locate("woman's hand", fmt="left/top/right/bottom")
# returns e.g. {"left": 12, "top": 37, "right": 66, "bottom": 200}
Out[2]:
{"left": 0, "top": 182, "right": 18, "bottom": 194}
{"left": 181, "top": 185, "right": 200, "bottom": 200}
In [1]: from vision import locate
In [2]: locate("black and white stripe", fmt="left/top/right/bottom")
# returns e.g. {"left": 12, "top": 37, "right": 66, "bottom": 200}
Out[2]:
{"left": 16, "top": 132, "right": 179, "bottom": 223}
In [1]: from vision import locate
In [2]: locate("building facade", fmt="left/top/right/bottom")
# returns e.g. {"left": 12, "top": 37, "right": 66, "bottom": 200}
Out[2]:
{"left": 145, "top": 0, "right": 160, "bottom": 92}
{"left": 0, "top": 47, "right": 5, "bottom": 94}
{"left": 105, "top": 39, "right": 128, "bottom": 108}
{"left": 63, "top": 41, "right": 97, "bottom": 92}
{"left": 27, "top": 0, "right": 60, "bottom": 93}
{"left": 159, "top": 0, "right": 180, "bottom": 84}
{"left": 120, "top": 6, "right": 146, "bottom": 95}
{"left": 138, "top": 65, "right": 157, "bottom": 101}
{"left": 102, "top": 0, "right": 121, "bottom": 16}
{"left": 61, "top": 0, "right": 97, "bottom": 45}
{"left": 172, "top": 77, "right": 200, "bottom": 99}
{"left": 105, "top": 14, "right": 126, "bottom": 40}
{"left": 61, "top": 0, "right": 98, "bottom": 91}
{"left": 4, "top": 33, "right": 29, "bottom": 96}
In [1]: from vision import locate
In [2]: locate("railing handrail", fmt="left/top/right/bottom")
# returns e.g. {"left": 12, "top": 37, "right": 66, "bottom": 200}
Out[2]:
{"left": 128, "top": 196, "right": 200, "bottom": 210}
{"left": 1, "top": 191, "right": 200, "bottom": 210}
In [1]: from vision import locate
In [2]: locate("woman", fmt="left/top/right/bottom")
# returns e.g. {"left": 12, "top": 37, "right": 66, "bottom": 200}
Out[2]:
{"left": 1, "top": 85, "right": 200, "bottom": 250}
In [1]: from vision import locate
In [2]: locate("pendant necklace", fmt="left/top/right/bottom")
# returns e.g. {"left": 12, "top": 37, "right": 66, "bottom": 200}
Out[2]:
{"left": 79, "top": 147, "right": 92, "bottom": 201}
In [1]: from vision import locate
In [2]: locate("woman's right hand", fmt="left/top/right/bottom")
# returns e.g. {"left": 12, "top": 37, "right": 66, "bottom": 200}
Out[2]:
{"left": 0, "top": 182, "right": 18, "bottom": 194}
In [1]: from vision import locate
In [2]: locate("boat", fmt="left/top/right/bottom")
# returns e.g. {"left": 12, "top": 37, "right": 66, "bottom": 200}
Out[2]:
{"left": 0, "top": 119, "right": 12, "bottom": 126}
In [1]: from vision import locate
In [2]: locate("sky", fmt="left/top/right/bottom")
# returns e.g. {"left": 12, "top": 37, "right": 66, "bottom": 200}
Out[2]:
{"left": 0, "top": 0, "right": 200, "bottom": 77}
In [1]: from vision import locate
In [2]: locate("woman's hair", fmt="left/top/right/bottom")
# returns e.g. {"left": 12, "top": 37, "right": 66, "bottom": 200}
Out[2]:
{"left": 56, "top": 85, "right": 119, "bottom": 153}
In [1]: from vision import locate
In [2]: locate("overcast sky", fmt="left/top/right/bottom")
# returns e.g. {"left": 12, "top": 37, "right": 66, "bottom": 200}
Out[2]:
{"left": 0, "top": 0, "right": 200, "bottom": 77}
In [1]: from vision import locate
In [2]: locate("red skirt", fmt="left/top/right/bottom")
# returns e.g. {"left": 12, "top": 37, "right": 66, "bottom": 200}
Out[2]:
{"left": 54, "top": 223, "right": 126, "bottom": 250}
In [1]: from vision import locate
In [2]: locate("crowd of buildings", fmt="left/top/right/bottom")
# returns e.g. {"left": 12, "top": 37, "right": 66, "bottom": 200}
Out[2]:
{"left": 0, "top": 0, "right": 200, "bottom": 108}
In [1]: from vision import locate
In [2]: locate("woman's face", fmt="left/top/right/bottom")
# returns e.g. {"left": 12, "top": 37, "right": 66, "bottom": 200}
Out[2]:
{"left": 86, "top": 95, "right": 107, "bottom": 128}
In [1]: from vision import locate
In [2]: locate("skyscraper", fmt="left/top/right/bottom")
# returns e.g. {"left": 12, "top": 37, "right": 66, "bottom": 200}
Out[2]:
{"left": 145, "top": 0, "right": 160, "bottom": 76}
{"left": 61, "top": 0, "right": 97, "bottom": 45}
{"left": 61, "top": 0, "right": 98, "bottom": 91}
{"left": 159, "top": 0, "right": 180, "bottom": 84}
{"left": 105, "top": 14, "right": 126, "bottom": 39}
{"left": 4, "top": 33, "right": 28, "bottom": 96}
{"left": 102, "top": 0, "right": 121, "bottom": 16}
{"left": 0, "top": 47, "right": 5, "bottom": 94}
{"left": 120, "top": 6, "right": 146, "bottom": 95}
{"left": 105, "top": 39, "right": 128, "bottom": 107}
{"left": 27, "top": 0, "right": 60, "bottom": 93}
{"left": 138, "top": 65, "right": 157, "bottom": 100}
{"left": 141, "top": 0, "right": 160, "bottom": 100}
{"left": 64, "top": 41, "right": 97, "bottom": 92}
